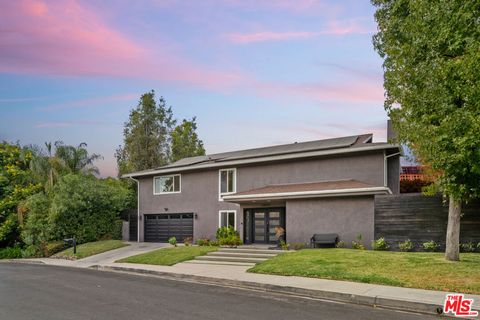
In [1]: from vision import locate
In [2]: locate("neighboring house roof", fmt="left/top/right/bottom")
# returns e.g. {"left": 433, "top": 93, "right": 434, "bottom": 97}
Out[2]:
{"left": 123, "top": 133, "right": 401, "bottom": 178}
{"left": 222, "top": 179, "right": 392, "bottom": 202}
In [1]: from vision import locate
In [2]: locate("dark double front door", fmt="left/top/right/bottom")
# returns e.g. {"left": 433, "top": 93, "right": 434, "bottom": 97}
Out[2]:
{"left": 244, "top": 208, "right": 285, "bottom": 244}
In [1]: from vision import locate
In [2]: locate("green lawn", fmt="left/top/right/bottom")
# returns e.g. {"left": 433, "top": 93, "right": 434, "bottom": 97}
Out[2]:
{"left": 249, "top": 248, "right": 480, "bottom": 294}
{"left": 117, "top": 246, "right": 218, "bottom": 266}
{"left": 54, "top": 240, "right": 128, "bottom": 260}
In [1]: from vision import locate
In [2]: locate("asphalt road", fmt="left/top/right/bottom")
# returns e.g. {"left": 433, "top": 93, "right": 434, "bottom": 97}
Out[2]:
{"left": 0, "top": 263, "right": 437, "bottom": 320}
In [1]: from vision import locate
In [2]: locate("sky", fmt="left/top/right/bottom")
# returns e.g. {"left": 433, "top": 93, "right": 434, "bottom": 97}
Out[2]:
{"left": 0, "top": 0, "right": 393, "bottom": 177}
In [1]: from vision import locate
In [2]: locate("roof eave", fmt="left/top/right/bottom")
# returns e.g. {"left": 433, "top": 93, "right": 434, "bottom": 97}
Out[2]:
{"left": 222, "top": 186, "right": 392, "bottom": 202}
{"left": 122, "top": 144, "right": 401, "bottom": 178}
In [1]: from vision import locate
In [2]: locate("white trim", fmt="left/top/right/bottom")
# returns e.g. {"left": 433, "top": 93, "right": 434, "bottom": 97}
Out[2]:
{"left": 218, "top": 168, "right": 237, "bottom": 201}
{"left": 222, "top": 186, "right": 392, "bottom": 202}
{"left": 153, "top": 174, "right": 181, "bottom": 195}
{"left": 122, "top": 144, "right": 401, "bottom": 178}
{"left": 218, "top": 210, "right": 237, "bottom": 230}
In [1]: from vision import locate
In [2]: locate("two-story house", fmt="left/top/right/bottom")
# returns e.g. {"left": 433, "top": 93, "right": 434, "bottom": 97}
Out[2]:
{"left": 123, "top": 133, "right": 401, "bottom": 247}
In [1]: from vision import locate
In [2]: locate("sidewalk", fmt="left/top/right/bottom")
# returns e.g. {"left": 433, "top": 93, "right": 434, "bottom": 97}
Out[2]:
{"left": 7, "top": 253, "right": 480, "bottom": 317}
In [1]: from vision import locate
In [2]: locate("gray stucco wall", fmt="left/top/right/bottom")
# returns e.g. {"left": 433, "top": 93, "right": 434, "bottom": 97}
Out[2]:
{"left": 286, "top": 197, "right": 375, "bottom": 248}
{"left": 387, "top": 155, "right": 400, "bottom": 194}
{"left": 136, "top": 150, "right": 387, "bottom": 242}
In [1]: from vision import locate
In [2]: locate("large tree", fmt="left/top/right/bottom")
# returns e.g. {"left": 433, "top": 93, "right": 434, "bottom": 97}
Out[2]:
{"left": 170, "top": 117, "right": 206, "bottom": 163}
{"left": 372, "top": 0, "right": 480, "bottom": 260}
{"left": 116, "top": 91, "right": 175, "bottom": 176}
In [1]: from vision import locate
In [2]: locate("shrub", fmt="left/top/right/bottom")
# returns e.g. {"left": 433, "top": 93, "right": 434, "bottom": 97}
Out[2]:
{"left": 351, "top": 234, "right": 365, "bottom": 250}
{"left": 478, "top": 242, "right": 480, "bottom": 251}
{"left": 168, "top": 237, "right": 177, "bottom": 247}
{"left": 183, "top": 237, "right": 193, "bottom": 246}
{"left": 372, "top": 237, "right": 390, "bottom": 251}
{"left": 290, "top": 242, "right": 307, "bottom": 250}
{"left": 49, "top": 174, "right": 133, "bottom": 244}
{"left": 44, "top": 241, "right": 67, "bottom": 256}
{"left": 209, "top": 240, "right": 219, "bottom": 247}
{"left": 0, "top": 246, "right": 23, "bottom": 259}
{"left": 280, "top": 240, "right": 290, "bottom": 250}
{"left": 422, "top": 240, "right": 439, "bottom": 252}
{"left": 196, "top": 238, "right": 210, "bottom": 246}
{"left": 336, "top": 241, "right": 347, "bottom": 248}
{"left": 460, "top": 242, "right": 476, "bottom": 253}
{"left": 398, "top": 239, "right": 414, "bottom": 252}
{"left": 21, "top": 193, "right": 53, "bottom": 256}
{"left": 216, "top": 226, "right": 242, "bottom": 247}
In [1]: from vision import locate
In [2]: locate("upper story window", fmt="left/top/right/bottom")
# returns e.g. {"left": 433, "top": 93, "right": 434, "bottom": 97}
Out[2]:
{"left": 219, "top": 168, "right": 236, "bottom": 199}
{"left": 154, "top": 174, "right": 181, "bottom": 194}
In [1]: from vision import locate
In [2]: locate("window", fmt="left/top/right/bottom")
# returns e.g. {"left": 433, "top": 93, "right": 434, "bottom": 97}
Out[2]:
{"left": 219, "top": 168, "right": 236, "bottom": 199}
{"left": 219, "top": 210, "right": 236, "bottom": 230}
{"left": 154, "top": 174, "right": 181, "bottom": 194}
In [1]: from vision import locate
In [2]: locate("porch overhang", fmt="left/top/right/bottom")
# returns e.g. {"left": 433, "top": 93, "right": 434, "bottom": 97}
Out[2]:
{"left": 222, "top": 180, "right": 392, "bottom": 203}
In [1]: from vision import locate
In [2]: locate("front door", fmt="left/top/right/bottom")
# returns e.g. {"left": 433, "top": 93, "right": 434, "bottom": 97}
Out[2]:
{"left": 244, "top": 208, "right": 285, "bottom": 244}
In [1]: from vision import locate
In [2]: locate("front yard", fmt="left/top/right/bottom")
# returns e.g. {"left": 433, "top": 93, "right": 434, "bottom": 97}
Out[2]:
{"left": 249, "top": 248, "right": 480, "bottom": 294}
{"left": 117, "top": 246, "right": 218, "bottom": 266}
{"left": 54, "top": 240, "right": 128, "bottom": 260}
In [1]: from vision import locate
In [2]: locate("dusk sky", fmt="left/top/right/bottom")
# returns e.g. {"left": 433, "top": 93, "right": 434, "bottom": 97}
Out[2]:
{"left": 0, "top": 0, "right": 391, "bottom": 177}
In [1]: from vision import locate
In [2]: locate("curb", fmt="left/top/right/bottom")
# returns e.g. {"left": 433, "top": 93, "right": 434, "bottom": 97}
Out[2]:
{"left": 90, "top": 265, "right": 451, "bottom": 317}
{"left": 0, "top": 259, "right": 45, "bottom": 265}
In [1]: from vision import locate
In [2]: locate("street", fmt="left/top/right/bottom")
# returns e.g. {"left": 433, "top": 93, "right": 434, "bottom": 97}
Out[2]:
{"left": 0, "top": 263, "right": 437, "bottom": 320}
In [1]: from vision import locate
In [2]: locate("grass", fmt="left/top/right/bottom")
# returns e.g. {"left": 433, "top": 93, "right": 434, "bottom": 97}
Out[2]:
{"left": 54, "top": 240, "right": 128, "bottom": 260}
{"left": 117, "top": 246, "right": 218, "bottom": 266}
{"left": 248, "top": 248, "right": 480, "bottom": 294}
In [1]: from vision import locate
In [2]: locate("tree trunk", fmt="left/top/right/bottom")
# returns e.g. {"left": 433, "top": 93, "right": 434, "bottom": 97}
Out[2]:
{"left": 445, "top": 195, "right": 461, "bottom": 261}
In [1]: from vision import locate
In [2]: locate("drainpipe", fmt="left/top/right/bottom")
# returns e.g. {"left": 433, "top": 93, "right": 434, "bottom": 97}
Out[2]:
{"left": 129, "top": 177, "right": 140, "bottom": 243}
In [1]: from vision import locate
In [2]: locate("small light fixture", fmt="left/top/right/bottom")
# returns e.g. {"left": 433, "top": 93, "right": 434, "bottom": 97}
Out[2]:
{"left": 164, "top": 208, "right": 169, "bottom": 212}
{"left": 194, "top": 213, "right": 198, "bottom": 219}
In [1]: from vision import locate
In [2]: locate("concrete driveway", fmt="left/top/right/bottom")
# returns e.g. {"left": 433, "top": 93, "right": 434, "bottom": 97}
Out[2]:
{"left": 23, "top": 242, "right": 168, "bottom": 268}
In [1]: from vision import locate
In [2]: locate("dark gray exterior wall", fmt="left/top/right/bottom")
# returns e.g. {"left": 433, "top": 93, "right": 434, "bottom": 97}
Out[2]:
{"left": 286, "top": 197, "right": 375, "bottom": 248}
{"left": 137, "top": 150, "right": 389, "bottom": 242}
{"left": 387, "top": 155, "right": 400, "bottom": 194}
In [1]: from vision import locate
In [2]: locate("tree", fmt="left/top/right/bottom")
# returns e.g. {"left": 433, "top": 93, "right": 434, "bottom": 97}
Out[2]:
{"left": 54, "top": 141, "right": 102, "bottom": 175}
{"left": 0, "top": 142, "right": 41, "bottom": 247}
{"left": 372, "top": 0, "right": 480, "bottom": 260}
{"left": 170, "top": 117, "right": 206, "bottom": 163}
{"left": 116, "top": 91, "right": 175, "bottom": 176}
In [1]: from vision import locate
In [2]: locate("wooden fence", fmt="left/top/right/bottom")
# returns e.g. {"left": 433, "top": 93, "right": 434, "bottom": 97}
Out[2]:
{"left": 374, "top": 193, "right": 480, "bottom": 251}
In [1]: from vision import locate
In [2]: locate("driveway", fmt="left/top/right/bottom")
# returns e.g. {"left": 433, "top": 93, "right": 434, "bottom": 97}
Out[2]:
{"left": 24, "top": 242, "right": 168, "bottom": 268}
{"left": 0, "top": 263, "right": 436, "bottom": 320}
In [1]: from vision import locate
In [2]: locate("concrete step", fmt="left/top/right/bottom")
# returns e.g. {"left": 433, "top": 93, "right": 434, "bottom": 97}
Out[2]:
{"left": 208, "top": 251, "right": 277, "bottom": 259}
{"left": 195, "top": 255, "right": 267, "bottom": 264}
{"left": 182, "top": 260, "right": 255, "bottom": 267}
{"left": 218, "top": 248, "right": 284, "bottom": 255}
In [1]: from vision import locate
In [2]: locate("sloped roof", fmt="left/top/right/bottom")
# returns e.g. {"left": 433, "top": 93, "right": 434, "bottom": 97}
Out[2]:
{"left": 123, "top": 134, "right": 400, "bottom": 178}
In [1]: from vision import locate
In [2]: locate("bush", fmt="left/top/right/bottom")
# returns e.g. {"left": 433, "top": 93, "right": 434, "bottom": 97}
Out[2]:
{"left": 398, "top": 239, "right": 414, "bottom": 252}
{"left": 168, "top": 237, "right": 177, "bottom": 247}
{"left": 422, "top": 240, "right": 439, "bottom": 252}
{"left": 49, "top": 174, "right": 133, "bottom": 244}
{"left": 209, "top": 240, "right": 219, "bottom": 247}
{"left": 44, "top": 241, "right": 67, "bottom": 256}
{"left": 336, "top": 241, "right": 347, "bottom": 248}
{"left": 290, "top": 242, "right": 307, "bottom": 250}
{"left": 351, "top": 234, "right": 365, "bottom": 250}
{"left": 478, "top": 242, "right": 480, "bottom": 251}
{"left": 460, "top": 242, "right": 476, "bottom": 253}
{"left": 216, "top": 226, "right": 242, "bottom": 247}
{"left": 279, "top": 240, "right": 289, "bottom": 250}
{"left": 196, "top": 238, "right": 210, "bottom": 246}
{"left": 183, "top": 237, "right": 193, "bottom": 246}
{"left": 0, "top": 246, "right": 23, "bottom": 259}
{"left": 372, "top": 237, "right": 390, "bottom": 251}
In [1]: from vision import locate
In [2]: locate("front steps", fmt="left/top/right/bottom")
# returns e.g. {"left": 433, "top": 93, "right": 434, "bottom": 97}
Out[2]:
{"left": 183, "top": 246, "right": 286, "bottom": 266}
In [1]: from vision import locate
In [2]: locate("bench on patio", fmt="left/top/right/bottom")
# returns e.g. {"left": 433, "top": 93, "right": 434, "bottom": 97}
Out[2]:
{"left": 310, "top": 233, "right": 339, "bottom": 248}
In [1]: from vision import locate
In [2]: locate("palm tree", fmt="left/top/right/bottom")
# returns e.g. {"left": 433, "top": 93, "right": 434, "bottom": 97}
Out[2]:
{"left": 54, "top": 142, "right": 103, "bottom": 175}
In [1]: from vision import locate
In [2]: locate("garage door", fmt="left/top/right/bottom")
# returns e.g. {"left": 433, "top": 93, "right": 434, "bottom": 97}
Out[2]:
{"left": 144, "top": 213, "right": 193, "bottom": 242}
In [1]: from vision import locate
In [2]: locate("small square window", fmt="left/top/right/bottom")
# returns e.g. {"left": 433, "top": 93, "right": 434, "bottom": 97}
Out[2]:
{"left": 154, "top": 174, "right": 181, "bottom": 194}
{"left": 219, "top": 210, "right": 236, "bottom": 230}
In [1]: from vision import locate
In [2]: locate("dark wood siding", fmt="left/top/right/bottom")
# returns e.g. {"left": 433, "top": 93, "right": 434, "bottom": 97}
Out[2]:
{"left": 374, "top": 194, "right": 480, "bottom": 250}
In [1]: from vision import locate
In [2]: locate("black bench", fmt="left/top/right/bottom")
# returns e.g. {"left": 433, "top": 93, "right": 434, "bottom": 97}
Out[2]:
{"left": 310, "top": 233, "right": 338, "bottom": 248}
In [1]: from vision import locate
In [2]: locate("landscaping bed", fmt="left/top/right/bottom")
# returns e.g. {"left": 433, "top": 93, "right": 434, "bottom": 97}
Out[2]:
{"left": 54, "top": 240, "right": 128, "bottom": 260}
{"left": 248, "top": 248, "right": 480, "bottom": 294}
{"left": 117, "top": 246, "right": 218, "bottom": 266}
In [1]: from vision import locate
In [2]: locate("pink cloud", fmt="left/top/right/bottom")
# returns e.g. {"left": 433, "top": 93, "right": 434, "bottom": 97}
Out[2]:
{"left": 0, "top": 0, "right": 246, "bottom": 90}
{"left": 226, "top": 20, "right": 374, "bottom": 44}
{"left": 256, "top": 80, "right": 384, "bottom": 104}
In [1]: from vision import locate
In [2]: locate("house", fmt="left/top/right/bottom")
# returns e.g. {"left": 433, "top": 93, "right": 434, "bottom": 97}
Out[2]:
{"left": 123, "top": 133, "right": 401, "bottom": 247}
